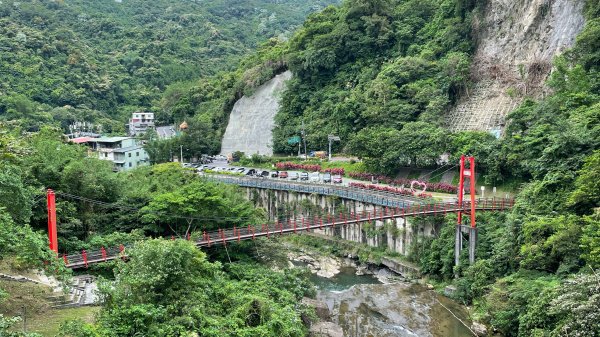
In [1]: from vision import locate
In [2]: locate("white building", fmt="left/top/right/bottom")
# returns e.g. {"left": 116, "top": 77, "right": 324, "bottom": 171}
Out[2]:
{"left": 128, "top": 112, "right": 155, "bottom": 136}
{"left": 88, "top": 137, "right": 149, "bottom": 171}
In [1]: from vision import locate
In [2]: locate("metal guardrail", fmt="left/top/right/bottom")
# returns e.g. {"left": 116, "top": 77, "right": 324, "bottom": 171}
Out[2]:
{"left": 204, "top": 175, "right": 429, "bottom": 208}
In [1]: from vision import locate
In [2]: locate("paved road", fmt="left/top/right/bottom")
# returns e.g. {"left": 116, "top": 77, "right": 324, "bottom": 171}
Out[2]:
{"left": 197, "top": 159, "right": 459, "bottom": 203}
{"left": 201, "top": 158, "right": 363, "bottom": 187}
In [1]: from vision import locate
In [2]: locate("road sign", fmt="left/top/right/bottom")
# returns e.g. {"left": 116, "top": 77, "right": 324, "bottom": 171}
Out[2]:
{"left": 287, "top": 136, "right": 301, "bottom": 145}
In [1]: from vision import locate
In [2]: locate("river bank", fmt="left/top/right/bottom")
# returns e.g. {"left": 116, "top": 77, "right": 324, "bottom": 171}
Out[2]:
{"left": 282, "top": 238, "right": 479, "bottom": 337}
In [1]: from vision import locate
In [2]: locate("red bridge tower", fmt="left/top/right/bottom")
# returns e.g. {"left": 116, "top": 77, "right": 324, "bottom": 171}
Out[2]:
{"left": 455, "top": 155, "right": 477, "bottom": 267}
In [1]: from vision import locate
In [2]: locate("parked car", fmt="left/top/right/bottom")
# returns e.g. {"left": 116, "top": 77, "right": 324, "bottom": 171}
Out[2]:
{"left": 333, "top": 175, "right": 343, "bottom": 184}
{"left": 279, "top": 171, "right": 289, "bottom": 179}
{"left": 271, "top": 171, "right": 279, "bottom": 178}
{"left": 310, "top": 172, "right": 320, "bottom": 183}
{"left": 300, "top": 172, "right": 309, "bottom": 181}
{"left": 323, "top": 172, "right": 332, "bottom": 183}
{"left": 289, "top": 172, "right": 299, "bottom": 180}
{"left": 236, "top": 167, "right": 245, "bottom": 172}
{"left": 258, "top": 170, "right": 270, "bottom": 178}
{"left": 246, "top": 169, "right": 257, "bottom": 176}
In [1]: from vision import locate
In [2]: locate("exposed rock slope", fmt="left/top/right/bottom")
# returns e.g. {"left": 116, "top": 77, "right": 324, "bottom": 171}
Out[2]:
{"left": 220, "top": 71, "right": 292, "bottom": 156}
{"left": 446, "top": 0, "right": 585, "bottom": 133}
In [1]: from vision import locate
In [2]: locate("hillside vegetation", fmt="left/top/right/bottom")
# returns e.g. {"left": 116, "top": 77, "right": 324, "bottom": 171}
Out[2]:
{"left": 165, "top": 1, "right": 600, "bottom": 336}
{"left": 0, "top": 0, "right": 339, "bottom": 132}
{"left": 0, "top": 0, "right": 599, "bottom": 336}
{"left": 0, "top": 128, "right": 315, "bottom": 336}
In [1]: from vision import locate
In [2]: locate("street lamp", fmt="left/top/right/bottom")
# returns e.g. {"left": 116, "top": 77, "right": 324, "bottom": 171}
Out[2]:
{"left": 328, "top": 135, "right": 340, "bottom": 161}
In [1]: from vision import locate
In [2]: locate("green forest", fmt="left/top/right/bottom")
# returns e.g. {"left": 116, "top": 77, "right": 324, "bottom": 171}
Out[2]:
{"left": 0, "top": 0, "right": 339, "bottom": 132}
{"left": 1, "top": 0, "right": 600, "bottom": 336}
{"left": 0, "top": 128, "right": 315, "bottom": 336}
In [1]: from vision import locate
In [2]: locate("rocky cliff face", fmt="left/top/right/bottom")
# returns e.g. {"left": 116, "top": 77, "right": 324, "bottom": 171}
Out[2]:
{"left": 446, "top": 0, "right": 585, "bottom": 134}
{"left": 475, "top": 0, "right": 585, "bottom": 67}
{"left": 220, "top": 70, "right": 292, "bottom": 156}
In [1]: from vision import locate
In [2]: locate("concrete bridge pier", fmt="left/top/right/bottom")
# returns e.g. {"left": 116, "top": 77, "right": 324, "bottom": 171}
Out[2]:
{"left": 244, "top": 186, "right": 446, "bottom": 258}
{"left": 454, "top": 225, "right": 477, "bottom": 267}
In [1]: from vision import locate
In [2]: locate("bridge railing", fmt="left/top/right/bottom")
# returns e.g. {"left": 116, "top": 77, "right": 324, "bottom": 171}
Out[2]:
{"left": 204, "top": 175, "right": 431, "bottom": 207}
{"left": 61, "top": 198, "right": 514, "bottom": 269}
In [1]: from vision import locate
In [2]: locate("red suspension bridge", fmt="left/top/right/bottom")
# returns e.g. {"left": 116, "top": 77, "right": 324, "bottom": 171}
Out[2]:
{"left": 58, "top": 198, "right": 514, "bottom": 269}
{"left": 46, "top": 155, "right": 514, "bottom": 269}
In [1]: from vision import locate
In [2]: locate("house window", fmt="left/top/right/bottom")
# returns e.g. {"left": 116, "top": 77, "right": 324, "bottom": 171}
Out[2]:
{"left": 104, "top": 153, "right": 108, "bottom": 158}
{"left": 129, "top": 162, "right": 132, "bottom": 167}
{"left": 136, "top": 152, "right": 139, "bottom": 156}
{"left": 128, "top": 153, "right": 131, "bottom": 157}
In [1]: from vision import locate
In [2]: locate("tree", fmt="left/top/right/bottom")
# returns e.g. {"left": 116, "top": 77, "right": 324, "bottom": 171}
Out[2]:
{"left": 395, "top": 121, "right": 447, "bottom": 167}
{"left": 569, "top": 150, "right": 600, "bottom": 214}
{"left": 66, "top": 239, "right": 312, "bottom": 337}
{"left": 519, "top": 215, "right": 583, "bottom": 275}
{"left": 580, "top": 213, "right": 600, "bottom": 269}
{"left": 549, "top": 273, "right": 600, "bottom": 337}
{"left": 0, "top": 163, "right": 33, "bottom": 224}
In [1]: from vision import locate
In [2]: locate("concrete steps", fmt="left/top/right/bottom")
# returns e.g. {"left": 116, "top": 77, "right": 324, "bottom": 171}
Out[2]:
{"left": 49, "top": 275, "right": 97, "bottom": 309}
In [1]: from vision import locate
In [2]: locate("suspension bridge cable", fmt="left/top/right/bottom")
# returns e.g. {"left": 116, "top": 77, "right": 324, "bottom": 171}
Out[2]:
{"left": 420, "top": 163, "right": 452, "bottom": 179}
{"left": 54, "top": 191, "right": 257, "bottom": 222}
{"left": 427, "top": 164, "right": 459, "bottom": 182}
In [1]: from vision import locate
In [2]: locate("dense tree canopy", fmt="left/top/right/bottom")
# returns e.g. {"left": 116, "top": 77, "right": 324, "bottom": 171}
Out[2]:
{"left": 60, "top": 240, "right": 314, "bottom": 337}
{"left": 0, "top": 0, "right": 339, "bottom": 132}
{"left": 272, "top": 0, "right": 476, "bottom": 162}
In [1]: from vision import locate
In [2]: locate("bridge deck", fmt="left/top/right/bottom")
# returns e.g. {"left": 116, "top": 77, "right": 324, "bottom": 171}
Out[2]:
{"left": 205, "top": 175, "right": 430, "bottom": 207}
{"left": 63, "top": 198, "right": 514, "bottom": 269}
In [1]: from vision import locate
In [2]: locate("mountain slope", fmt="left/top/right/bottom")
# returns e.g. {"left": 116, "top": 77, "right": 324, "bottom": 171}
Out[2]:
{"left": 0, "top": 0, "right": 339, "bottom": 131}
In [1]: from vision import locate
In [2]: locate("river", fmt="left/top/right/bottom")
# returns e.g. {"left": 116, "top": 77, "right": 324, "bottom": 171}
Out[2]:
{"left": 308, "top": 265, "right": 474, "bottom": 337}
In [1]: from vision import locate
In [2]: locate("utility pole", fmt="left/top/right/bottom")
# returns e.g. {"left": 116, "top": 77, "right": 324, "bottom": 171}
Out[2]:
{"left": 301, "top": 121, "right": 307, "bottom": 160}
{"left": 328, "top": 135, "right": 340, "bottom": 161}
{"left": 180, "top": 145, "right": 183, "bottom": 163}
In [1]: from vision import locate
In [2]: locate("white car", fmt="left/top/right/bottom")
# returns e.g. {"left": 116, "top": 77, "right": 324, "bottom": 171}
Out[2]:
{"left": 310, "top": 172, "right": 320, "bottom": 183}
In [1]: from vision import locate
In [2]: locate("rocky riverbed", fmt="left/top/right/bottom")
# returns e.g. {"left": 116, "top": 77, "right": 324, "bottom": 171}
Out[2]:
{"left": 287, "top": 249, "right": 475, "bottom": 337}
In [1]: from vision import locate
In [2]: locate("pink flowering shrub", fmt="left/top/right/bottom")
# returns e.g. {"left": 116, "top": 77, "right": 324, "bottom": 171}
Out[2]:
{"left": 348, "top": 172, "right": 459, "bottom": 194}
{"left": 275, "top": 162, "right": 321, "bottom": 172}
{"left": 349, "top": 182, "right": 433, "bottom": 199}
{"left": 322, "top": 168, "right": 345, "bottom": 176}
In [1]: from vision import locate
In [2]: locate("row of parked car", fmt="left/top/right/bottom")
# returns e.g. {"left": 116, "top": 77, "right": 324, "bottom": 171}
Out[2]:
{"left": 195, "top": 164, "right": 343, "bottom": 184}
{"left": 245, "top": 169, "right": 342, "bottom": 184}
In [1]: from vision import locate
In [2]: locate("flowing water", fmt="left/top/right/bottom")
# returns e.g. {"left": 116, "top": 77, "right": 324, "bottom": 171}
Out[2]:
{"left": 310, "top": 266, "right": 474, "bottom": 337}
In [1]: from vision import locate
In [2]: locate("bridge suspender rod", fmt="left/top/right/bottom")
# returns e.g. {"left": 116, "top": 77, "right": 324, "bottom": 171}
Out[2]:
{"left": 220, "top": 229, "right": 226, "bottom": 246}
{"left": 82, "top": 250, "right": 88, "bottom": 268}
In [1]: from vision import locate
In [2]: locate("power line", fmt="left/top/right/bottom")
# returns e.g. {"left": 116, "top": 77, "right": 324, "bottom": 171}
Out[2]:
{"left": 54, "top": 191, "right": 257, "bottom": 222}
